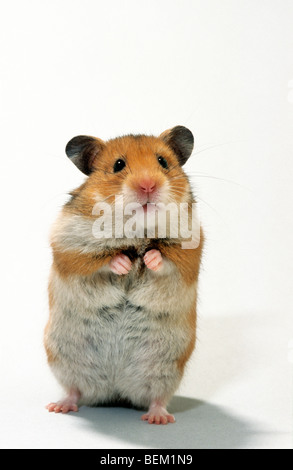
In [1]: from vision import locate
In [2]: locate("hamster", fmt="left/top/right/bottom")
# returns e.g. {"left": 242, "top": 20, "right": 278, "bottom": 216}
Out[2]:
{"left": 44, "top": 126, "right": 204, "bottom": 424}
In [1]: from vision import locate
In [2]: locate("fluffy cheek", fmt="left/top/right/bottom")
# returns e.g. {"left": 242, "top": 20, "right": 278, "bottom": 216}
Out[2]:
{"left": 168, "top": 178, "right": 190, "bottom": 204}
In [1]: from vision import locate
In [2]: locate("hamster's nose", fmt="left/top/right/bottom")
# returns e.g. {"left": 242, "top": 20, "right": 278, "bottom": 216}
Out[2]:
{"left": 139, "top": 178, "right": 156, "bottom": 193}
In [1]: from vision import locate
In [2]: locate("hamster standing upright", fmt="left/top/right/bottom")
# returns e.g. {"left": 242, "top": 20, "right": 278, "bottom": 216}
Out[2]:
{"left": 44, "top": 126, "right": 204, "bottom": 424}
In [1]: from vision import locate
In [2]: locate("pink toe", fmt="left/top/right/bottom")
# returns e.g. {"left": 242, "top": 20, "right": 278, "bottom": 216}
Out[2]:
{"left": 120, "top": 254, "right": 132, "bottom": 265}
{"left": 47, "top": 403, "right": 57, "bottom": 412}
{"left": 147, "top": 260, "right": 159, "bottom": 269}
{"left": 115, "top": 263, "right": 128, "bottom": 274}
{"left": 116, "top": 259, "right": 129, "bottom": 270}
{"left": 110, "top": 255, "right": 132, "bottom": 275}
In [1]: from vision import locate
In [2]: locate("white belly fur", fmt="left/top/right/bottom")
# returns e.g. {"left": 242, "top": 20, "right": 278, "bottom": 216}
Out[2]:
{"left": 46, "top": 259, "right": 197, "bottom": 409}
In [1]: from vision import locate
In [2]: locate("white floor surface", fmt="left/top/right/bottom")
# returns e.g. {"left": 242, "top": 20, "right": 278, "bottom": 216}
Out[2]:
{"left": 1, "top": 310, "right": 291, "bottom": 449}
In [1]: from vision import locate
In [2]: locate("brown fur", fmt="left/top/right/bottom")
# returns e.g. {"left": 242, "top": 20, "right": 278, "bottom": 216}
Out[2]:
{"left": 45, "top": 128, "right": 203, "bottom": 419}
{"left": 52, "top": 244, "right": 118, "bottom": 278}
{"left": 158, "top": 229, "right": 204, "bottom": 286}
{"left": 65, "top": 135, "right": 189, "bottom": 217}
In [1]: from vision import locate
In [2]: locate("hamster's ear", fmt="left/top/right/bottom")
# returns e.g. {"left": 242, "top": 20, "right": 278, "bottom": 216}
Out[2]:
{"left": 159, "top": 126, "right": 194, "bottom": 166}
{"left": 65, "top": 135, "right": 106, "bottom": 175}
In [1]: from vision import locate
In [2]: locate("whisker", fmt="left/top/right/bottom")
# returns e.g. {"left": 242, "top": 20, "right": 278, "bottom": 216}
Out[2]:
{"left": 169, "top": 190, "right": 186, "bottom": 200}
{"left": 169, "top": 185, "right": 187, "bottom": 192}
{"left": 191, "top": 138, "right": 245, "bottom": 159}
{"left": 188, "top": 172, "right": 252, "bottom": 191}
{"left": 169, "top": 184, "right": 185, "bottom": 192}
{"left": 169, "top": 190, "right": 185, "bottom": 198}
{"left": 168, "top": 169, "right": 249, "bottom": 193}
{"left": 168, "top": 188, "right": 224, "bottom": 221}
{"left": 168, "top": 175, "right": 186, "bottom": 182}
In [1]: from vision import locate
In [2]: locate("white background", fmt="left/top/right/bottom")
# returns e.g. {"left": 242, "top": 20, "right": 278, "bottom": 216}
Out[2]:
{"left": 0, "top": 0, "right": 293, "bottom": 449}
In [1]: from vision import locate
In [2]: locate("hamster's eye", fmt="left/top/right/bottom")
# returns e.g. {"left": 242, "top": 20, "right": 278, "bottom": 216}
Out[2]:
{"left": 113, "top": 159, "right": 126, "bottom": 173}
{"left": 157, "top": 155, "right": 168, "bottom": 169}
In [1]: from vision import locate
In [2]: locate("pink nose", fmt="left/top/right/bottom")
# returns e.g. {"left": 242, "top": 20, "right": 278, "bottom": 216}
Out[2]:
{"left": 139, "top": 178, "right": 156, "bottom": 193}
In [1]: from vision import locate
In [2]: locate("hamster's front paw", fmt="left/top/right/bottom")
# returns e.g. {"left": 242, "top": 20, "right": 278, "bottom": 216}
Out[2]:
{"left": 144, "top": 249, "right": 163, "bottom": 272}
{"left": 109, "top": 254, "right": 132, "bottom": 275}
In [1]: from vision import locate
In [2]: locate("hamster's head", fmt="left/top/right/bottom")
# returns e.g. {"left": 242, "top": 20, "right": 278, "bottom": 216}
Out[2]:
{"left": 65, "top": 126, "right": 194, "bottom": 214}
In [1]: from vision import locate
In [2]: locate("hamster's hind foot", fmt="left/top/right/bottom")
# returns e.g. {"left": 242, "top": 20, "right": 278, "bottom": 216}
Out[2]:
{"left": 46, "top": 389, "right": 81, "bottom": 414}
{"left": 141, "top": 400, "right": 175, "bottom": 425}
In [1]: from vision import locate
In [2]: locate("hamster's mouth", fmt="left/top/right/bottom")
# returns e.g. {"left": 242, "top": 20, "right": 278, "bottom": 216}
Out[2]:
{"left": 142, "top": 202, "right": 157, "bottom": 213}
